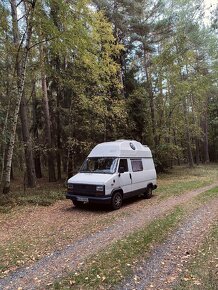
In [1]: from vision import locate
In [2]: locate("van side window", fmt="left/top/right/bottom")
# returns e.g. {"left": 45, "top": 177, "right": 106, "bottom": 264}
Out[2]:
{"left": 131, "top": 159, "right": 143, "bottom": 172}
{"left": 119, "top": 159, "right": 128, "bottom": 172}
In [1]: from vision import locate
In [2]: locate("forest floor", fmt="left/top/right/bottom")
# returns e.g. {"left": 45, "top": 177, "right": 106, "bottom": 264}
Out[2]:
{"left": 0, "top": 164, "right": 217, "bottom": 289}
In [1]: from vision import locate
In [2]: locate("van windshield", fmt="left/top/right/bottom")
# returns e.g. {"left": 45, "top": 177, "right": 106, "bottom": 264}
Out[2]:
{"left": 80, "top": 157, "right": 118, "bottom": 174}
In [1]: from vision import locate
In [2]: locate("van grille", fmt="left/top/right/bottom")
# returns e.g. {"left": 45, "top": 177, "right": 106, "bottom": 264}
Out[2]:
{"left": 69, "top": 184, "right": 105, "bottom": 196}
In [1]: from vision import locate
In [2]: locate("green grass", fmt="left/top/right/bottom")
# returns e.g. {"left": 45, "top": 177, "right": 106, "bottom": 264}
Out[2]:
{"left": 0, "top": 189, "right": 65, "bottom": 212}
{"left": 16, "top": 190, "right": 65, "bottom": 206}
{"left": 0, "top": 164, "right": 217, "bottom": 212}
{"left": 174, "top": 224, "right": 218, "bottom": 290}
{"left": 196, "top": 186, "right": 218, "bottom": 202}
{"left": 52, "top": 207, "right": 184, "bottom": 289}
{"left": 156, "top": 164, "right": 218, "bottom": 198}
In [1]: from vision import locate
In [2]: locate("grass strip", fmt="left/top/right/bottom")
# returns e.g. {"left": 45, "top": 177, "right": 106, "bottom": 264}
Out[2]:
{"left": 157, "top": 164, "right": 218, "bottom": 198}
{"left": 174, "top": 223, "right": 218, "bottom": 290}
{"left": 0, "top": 189, "right": 65, "bottom": 213}
{"left": 52, "top": 206, "right": 184, "bottom": 289}
{"left": 196, "top": 186, "right": 218, "bottom": 203}
{"left": 52, "top": 185, "right": 218, "bottom": 289}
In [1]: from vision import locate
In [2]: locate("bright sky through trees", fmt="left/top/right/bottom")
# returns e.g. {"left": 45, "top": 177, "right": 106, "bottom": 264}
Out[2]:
{"left": 204, "top": 0, "right": 217, "bottom": 23}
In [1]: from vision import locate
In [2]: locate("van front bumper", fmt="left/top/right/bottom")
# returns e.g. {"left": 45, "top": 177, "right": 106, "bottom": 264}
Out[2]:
{"left": 66, "top": 193, "right": 112, "bottom": 205}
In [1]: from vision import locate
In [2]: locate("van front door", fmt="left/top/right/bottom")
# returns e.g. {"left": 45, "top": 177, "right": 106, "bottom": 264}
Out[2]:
{"left": 118, "top": 159, "right": 132, "bottom": 196}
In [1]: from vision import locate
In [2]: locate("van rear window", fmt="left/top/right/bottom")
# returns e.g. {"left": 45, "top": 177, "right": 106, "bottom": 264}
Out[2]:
{"left": 131, "top": 159, "right": 143, "bottom": 172}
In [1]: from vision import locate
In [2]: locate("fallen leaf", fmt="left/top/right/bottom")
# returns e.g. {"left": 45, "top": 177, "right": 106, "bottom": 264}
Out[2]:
{"left": 193, "top": 280, "right": 201, "bottom": 285}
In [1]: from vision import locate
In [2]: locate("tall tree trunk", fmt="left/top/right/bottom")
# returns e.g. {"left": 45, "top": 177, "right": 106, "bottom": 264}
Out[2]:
{"left": 0, "top": 100, "right": 10, "bottom": 184}
{"left": 0, "top": 31, "right": 11, "bottom": 185}
{"left": 56, "top": 92, "right": 62, "bottom": 180}
{"left": 52, "top": 56, "right": 62, "bottom": 180}
{"left": 40, "top": 43, "right": 56, "bottom": 182}
{"left": 202, "top": 101, "right": 210, "bottom": 163}
{"left": 67, "top": 150, "right": 73, "bottom": 179}
{"left": 32, "top": 83, "right": 42, "bottom": 178}
{"left": 2, "top": 0, "right": 36, "bottom": 193}
{"left": 195, "top": 138, "right": 200, "bottom": 165}
{"left": 20, "top": 93, "right": 36, "bottom": 187}
{"left": 143, "top": 50, "right": 157, "bottom": 148}
{"left": 183, "top": 98, "right": 194, "bottom": 168}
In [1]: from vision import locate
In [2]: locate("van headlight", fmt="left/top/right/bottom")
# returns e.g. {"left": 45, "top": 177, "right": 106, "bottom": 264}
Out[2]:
{"left": 96, "top": 185, "right": 104, "bottom": 192}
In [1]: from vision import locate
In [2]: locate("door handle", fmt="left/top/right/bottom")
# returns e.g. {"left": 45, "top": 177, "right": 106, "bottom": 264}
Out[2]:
{"left": 129, "top": 173, "right": 132, "bottom": 180}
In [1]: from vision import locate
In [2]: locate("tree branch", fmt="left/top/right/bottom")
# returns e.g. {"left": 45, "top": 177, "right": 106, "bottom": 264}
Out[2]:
{"left": 16, "top": 0, "right": 23, "bottom": 7}
{"left": 28, "top": 36, "right": 60, "bottom": 50}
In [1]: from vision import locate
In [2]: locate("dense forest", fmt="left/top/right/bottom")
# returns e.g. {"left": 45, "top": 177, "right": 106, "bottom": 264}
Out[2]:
{"left": 0, "top": 0, "right": 217, "bottom": 193}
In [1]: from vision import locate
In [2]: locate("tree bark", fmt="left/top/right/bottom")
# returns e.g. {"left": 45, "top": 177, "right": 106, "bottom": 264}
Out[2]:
{"left": 56, "top": 92, "right": 62, "bottom": 180}
{"left": 2, "top": 0, "right": 36, "bottom": 193}
{"left": 32, "top": 84, "right": 42, "bottom": 178}
{"left": 0, "top": 100, "right": 10, "bottom": 184}
{"left": 40, "top": 43, "right": 56, "bottom": 182}
{"left": 202, "top": 100, "right": 210, "bottom": 163}
{"left": 46, "top": 3, "right": 63, "bottom": 181}
{"left": 195, "top": 138, "right": 200, "bottom": 165}
{"left": 143, "top": 50, "right": 157, "bottom": 148}
{"left": 20, "top": 93, "right": 36, "bottom": 187}
{"left": 183, "top": 98, "right": 194, "bottom": 168}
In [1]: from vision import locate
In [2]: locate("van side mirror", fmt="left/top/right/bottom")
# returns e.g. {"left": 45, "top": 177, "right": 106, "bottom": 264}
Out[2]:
{"left": 118, "top": 167, "right": 125, "bottom": 174}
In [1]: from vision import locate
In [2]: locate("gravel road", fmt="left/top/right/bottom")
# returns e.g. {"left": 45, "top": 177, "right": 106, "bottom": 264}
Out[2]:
{"left": 116, "top": 198, "right": 218, "bottom": 290}
{"left": 0, "top": 182, "right": 217, "bottom": 290}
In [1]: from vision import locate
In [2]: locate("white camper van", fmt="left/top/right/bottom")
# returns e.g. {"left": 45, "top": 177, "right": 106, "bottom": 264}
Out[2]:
{"left": 66, "top": 140, "right": 157, "bottom": 210}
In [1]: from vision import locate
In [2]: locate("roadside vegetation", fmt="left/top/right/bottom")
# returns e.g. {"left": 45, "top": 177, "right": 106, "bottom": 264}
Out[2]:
{"left": 0, "top": 179, "right": 65, "bottom": 213}
{"left": 196, "top": 186, "right": 218, "bottom": 202}
{"left": 51, "top": 184, "right": 218, "bottom": 289}
{"left": 174, "top": 223, "right": 218, "bottom": 290}
{"left": 52, "top": 207, "right": 185, "bottom": 289}
{"left": 156, "top": 164, "right": 218, "bottom": 198}
{"left": 0, "top": 164, "right": 217, "bottom": 213}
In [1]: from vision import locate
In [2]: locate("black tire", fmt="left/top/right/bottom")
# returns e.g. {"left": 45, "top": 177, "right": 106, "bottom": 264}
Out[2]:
{"left": 144, "top": 186, "right": 153, "bottom": 199}
{"left": 72, "top": 200, "right": 83, "bottom": 207}
{"left": 111, "top": 191, "right": 123, "bottom": 210}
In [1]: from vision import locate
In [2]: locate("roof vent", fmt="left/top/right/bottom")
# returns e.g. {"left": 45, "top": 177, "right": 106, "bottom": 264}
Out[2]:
{"left": 129, "top": 142, "right": 136, "bottom": 150}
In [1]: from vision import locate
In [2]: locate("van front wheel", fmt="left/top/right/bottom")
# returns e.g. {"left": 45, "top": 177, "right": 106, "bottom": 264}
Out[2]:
{"left": 144, "top": 186, "right": 153, "bottom": 199}
{"left": 111, "top": 192, "right": 123, "bottom": 210}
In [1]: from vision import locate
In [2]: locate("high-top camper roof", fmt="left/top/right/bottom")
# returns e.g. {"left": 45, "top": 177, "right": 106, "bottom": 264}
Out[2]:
{"left": 88, "top": 140, "right": 152, "bottom": 158}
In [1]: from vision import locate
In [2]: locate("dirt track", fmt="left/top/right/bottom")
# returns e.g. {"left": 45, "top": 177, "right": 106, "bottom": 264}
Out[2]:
{"left": 0, "top": 182, "right": 217, "bottom": 289}
{"left": 117, "top": 198, "right": 218, "bottom": 290}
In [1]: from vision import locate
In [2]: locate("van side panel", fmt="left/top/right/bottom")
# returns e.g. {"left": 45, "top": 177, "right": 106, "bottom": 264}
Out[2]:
{"left": 142, "top": 158, "right": 157, "bottom": 186}
{"left": 130, "top": 158, "right": 156, "bottom": 194}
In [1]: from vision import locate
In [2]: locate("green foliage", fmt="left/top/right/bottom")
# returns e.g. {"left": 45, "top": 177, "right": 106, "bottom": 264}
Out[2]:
{"left": 126, "top": 87, "right": 149, "bottom": 142}
{"left": 0, "top": 0, "right": 218, "bottom": 190}
{"left": 155, "top": 143, "right": 183, "bottom": 169}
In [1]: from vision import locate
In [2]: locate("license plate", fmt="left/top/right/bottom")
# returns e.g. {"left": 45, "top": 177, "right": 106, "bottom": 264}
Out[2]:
{"left": 77, "top": 197, "right": 89, "bottom": 202}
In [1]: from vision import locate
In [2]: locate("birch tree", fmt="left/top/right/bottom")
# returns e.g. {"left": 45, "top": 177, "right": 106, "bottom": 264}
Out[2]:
{"left": 2, "top": 0, "right": 37, "bottom": 193}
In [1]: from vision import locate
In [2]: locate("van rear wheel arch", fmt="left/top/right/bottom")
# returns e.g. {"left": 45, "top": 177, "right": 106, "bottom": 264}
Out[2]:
{"left": 144, "top": 184, "right": 153, "bottom": 199}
